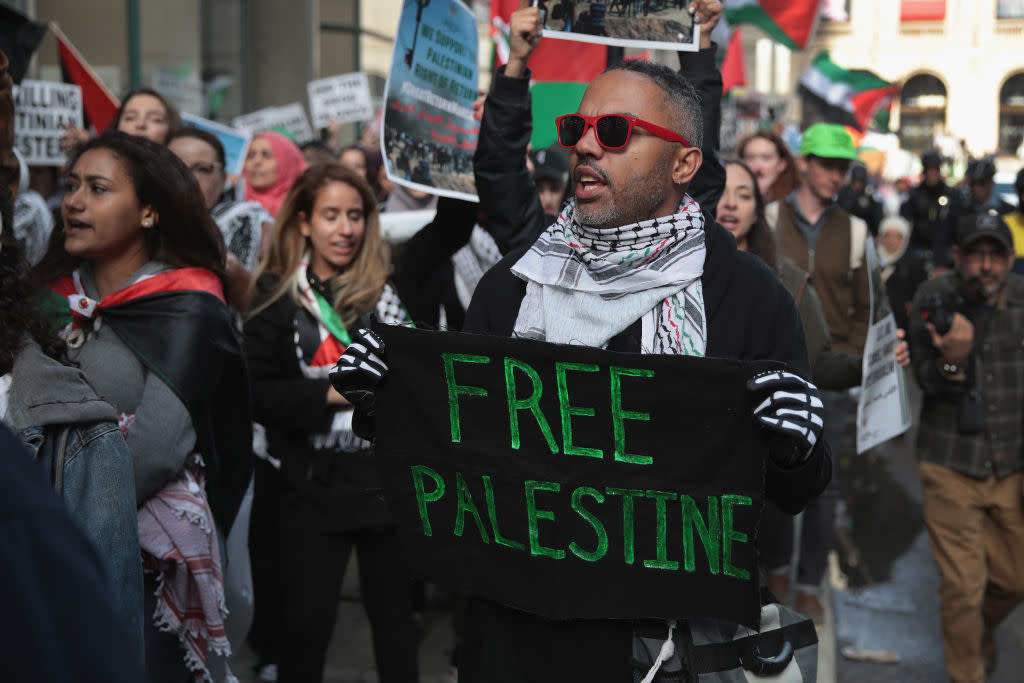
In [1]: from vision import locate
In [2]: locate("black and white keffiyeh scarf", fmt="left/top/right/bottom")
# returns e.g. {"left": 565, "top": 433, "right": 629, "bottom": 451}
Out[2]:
{"left": 511, "top": 195, "right": 707, "bottom": 356}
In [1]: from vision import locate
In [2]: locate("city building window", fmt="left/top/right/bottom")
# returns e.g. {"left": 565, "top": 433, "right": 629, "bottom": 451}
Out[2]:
{"left": 997, "top": 0, "right": 1024, "bottom": 19}
{"left": 899, "top": 73, "right": 946, "bottom": 153}
{"left": 999, "top": 73, "right": 1024, "bottom": 155}
{"left": 900, "top": 0, "right": 946, "bottom": 21}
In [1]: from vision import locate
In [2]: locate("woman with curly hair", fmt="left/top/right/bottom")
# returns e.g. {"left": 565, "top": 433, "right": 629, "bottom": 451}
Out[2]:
{"left": 20, "top": 132, "right": 251, "bottom": 681}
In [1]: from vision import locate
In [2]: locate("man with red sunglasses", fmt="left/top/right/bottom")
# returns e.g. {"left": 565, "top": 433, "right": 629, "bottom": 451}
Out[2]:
{"left": 334, "top": 1, "right": 831, "bottom": 681}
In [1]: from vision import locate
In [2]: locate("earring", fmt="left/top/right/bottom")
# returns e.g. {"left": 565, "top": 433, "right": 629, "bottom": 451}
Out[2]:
{"left": 142, "top": 220, "right": 153, "bottom": 228}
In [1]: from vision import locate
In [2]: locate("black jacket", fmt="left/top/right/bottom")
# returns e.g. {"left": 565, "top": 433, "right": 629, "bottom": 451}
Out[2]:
{"left": 460, "top": 219, "right": 832, "bottom": 683}
{"left": 244, "top": 199, "right": 478, "bottom": 530}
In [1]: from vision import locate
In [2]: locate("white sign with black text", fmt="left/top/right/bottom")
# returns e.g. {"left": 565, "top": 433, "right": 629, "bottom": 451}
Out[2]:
{"left": 12, "top": 80, "right": 83, "bottom": 166}
{"left": 307, "top": 72, "right": 374, "bottom": 129}
{"left": 232, "top": 102, "right": 314, "bottom": 145}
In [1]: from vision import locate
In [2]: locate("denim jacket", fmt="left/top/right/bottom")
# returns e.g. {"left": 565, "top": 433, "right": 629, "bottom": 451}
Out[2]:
{"left": 19, "top": 421, "right": 146, "bottom": 665}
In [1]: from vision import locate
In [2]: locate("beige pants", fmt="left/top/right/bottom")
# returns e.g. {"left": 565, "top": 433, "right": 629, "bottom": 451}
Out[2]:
{"left": 920, "top": 461, "right": 1024, "bottom": 683}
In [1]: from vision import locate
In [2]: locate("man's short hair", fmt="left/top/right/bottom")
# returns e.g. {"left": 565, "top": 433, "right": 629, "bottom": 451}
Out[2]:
{"left": 603, "top": 60, "right": 704, "bottom": 151}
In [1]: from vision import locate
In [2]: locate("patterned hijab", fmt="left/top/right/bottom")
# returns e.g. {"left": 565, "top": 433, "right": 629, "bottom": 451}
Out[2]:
{"left": 243, "top": 131, "right": 306, "bottom": 218}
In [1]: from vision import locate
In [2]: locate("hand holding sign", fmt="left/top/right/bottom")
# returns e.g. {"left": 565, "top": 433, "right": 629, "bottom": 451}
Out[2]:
{"left": 507, "top": 0, "right": 543, "bottom": 79}
{"left": 330, "top": 327, "right": 389, "bottom": 439}
{"left": 748, "top": 371, "right": 824, "bottom": 466}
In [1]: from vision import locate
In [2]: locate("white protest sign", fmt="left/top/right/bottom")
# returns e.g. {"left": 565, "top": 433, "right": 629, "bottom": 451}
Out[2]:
{"left": 12, "top": 80, "right": 83, "bottom": 166}
{"left": 307, "top": 72, "right": 374, "bottom": 129}
{"left": 232, "top": 102, "right": 314, "bottom": 145}
{"left": 856, "top": 244, "right": 912, "bottom": 453}
{"left": 152, "top": 68, "right": 204, "bottom": 116}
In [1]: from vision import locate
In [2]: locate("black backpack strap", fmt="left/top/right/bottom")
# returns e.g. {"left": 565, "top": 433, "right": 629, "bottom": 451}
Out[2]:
{"left": 689, "top": 619, "right": 817, "bottom": 676}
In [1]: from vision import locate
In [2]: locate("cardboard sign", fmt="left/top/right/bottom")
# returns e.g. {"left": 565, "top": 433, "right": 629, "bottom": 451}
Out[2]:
{"left": 307, "top": 72, "right": 374, "bottom": 129}
{"left": 373, "top": 324, "right": 774, "bottom": 628}
{"left": 12, "top": 80, "right": 83, "bottom": 166}
{"left": 182, "top": 113, "right": 251, "bottom": 177}
{"left": 232, "top": 102, "right": 314, "bottom": 145}
{"left": 381, "top": 0, "right": 479, "bottom": 201}
{"left": 857, "top": 243, "right": 912, "bottom": 453}
{"left": 152, "top": 67, "right": 204, "bottom": 116}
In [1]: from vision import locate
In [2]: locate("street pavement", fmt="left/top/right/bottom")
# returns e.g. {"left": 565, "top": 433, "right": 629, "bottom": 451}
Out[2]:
{"left": 231, "top": 384, "right": 1024, "bottom": 682}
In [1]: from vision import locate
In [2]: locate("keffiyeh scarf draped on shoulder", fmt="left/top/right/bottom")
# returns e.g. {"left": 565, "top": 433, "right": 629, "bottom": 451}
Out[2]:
{"left": 511, "top": 195, "right": 707, "bottom": 356}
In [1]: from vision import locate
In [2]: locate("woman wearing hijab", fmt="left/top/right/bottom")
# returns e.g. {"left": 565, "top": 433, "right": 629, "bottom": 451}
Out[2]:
{"left": 243, "top": 131, "right": 306, "bottom": 218}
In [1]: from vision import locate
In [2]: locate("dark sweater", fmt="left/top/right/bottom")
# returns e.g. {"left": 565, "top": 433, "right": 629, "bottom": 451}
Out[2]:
{"left": 459, "top": 218, "right": 832, "bottom": 683}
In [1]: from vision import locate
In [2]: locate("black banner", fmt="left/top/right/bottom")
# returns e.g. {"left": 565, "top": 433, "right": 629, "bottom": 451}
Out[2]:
{"left": 374, "top": 324, "right": 780, "bottom": 628}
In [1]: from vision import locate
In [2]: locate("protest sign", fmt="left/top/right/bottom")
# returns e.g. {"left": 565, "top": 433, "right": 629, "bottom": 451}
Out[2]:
{"left": 856, "top": 243, "right": 912, "bottom": 453}
{"left": 182, "top": 113, "right": 251, "bottom": 177}
{"left": 232, "top": 102, "right": 315, "bottom": 145}
{"left": 307, "top": 72, "right": 374, "bottom": 129}
{"left": 152, "top": 67, "right": 204, "bottom": 116}
{"left": 536, "top": 0, "right": 700, "bottom": 51}
{"left": 373, "top": 324, "right": 777, "bottom": 628}
{"left": 12, "top": 80, "right": 83, "bottom": 166}
{"left": 381, "top": 0, "right": 479, "bottom": 201}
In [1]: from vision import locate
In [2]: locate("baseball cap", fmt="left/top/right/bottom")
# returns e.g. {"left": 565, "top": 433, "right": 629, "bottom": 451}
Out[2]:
{"left": 849, "top": 164, "right": 868, "bottom": 183}
{"left": 531, "top": 145, "right": 569, "bottom": 184}
{"left": 956, "top": 211, "right": 1013, "bottom": 252}
{"left": 798, "top": 123, "right": 859, "bottom": 161}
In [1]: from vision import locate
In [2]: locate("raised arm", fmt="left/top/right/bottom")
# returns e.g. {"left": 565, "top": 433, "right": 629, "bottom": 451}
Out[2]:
{"left": 473, "top": 0, "right": 551, "bottom": 253}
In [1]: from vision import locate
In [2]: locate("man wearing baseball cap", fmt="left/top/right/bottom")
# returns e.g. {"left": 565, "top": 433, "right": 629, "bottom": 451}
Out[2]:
{"left": 764, "top": 122, "right": 870, "bottom": 622}
{"left": 908, "top": 211, "right": 1024, "bottom": 682}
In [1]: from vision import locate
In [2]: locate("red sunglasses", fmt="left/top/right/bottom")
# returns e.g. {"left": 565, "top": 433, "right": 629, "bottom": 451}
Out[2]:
{"left": 555, "top": 113, "right": 691, "bottom": 150}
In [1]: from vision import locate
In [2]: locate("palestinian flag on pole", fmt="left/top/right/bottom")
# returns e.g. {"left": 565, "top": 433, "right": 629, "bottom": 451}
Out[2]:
{"left": 490, "top": 0, "right": 605, "bottom": 150}
{"left": 51, "top": 22, "right": 120, "bottom": 132}
{"left": 799, "top": 51, "right": 900, "bottom": 131}
{"left": 723, "top": 0, "right": 820, "bottom": 50}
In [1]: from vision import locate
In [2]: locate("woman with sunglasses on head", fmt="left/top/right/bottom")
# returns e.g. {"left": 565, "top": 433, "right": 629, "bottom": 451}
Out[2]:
{"left": 244, "top": 162, "right": 476, "bottom": 682}
{"left": 26, "top": 132, "right": 251, "bottom": 682}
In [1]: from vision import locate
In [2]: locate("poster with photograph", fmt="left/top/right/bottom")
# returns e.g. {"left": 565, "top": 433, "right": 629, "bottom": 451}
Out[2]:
{"left": 12, "top": 80, "right": 83, "bottom": 166}
{"left": 307, "top": 72, "right": 375, "bottom": 129}
{"left": 182, "top": 113, "right": 251, "bottom": 177}
{"left": 538, "top": 0, "right": 700, "bottom": 51}
{"left": 856, "top": 243, "right": 912, "bottom": 454}
{"left": 232, "top": 102, "right": 315, "bottom": 145}
{"left": 381, "top": 0, "right": 479, "bottom": 201}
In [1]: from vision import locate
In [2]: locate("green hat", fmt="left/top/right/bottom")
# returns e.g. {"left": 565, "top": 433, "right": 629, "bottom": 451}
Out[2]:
{"left": 798, "top": 123, "right": 858, "bottom": 161}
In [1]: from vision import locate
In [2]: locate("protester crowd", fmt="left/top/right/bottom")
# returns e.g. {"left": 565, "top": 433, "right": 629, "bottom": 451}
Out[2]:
{"left": 2, "top": 1, "right": 1024, "bottom": 682}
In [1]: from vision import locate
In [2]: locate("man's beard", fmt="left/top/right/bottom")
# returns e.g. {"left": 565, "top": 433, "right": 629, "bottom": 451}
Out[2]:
{"left": 575, "top": 153, "right": 673, "bottom": 230}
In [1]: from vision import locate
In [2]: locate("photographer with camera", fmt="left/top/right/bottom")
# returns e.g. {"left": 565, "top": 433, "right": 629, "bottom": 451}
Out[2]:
{"left": 908, "top": 211, "right": 1024, "bottom": 683}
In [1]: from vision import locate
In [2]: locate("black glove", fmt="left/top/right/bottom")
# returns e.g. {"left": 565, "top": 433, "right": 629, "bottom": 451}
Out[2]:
{"left": 330, "top": 328, "right": 388, "bottom": 439}
{"left": 747, "top": 370, "right": 824, "bottom": 467}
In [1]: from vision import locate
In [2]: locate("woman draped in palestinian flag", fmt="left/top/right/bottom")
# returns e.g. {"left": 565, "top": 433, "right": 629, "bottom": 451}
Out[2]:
{"left": 243, "top": 162, "right": 477, "bottom": 681}
{"left": 24, "top": 133, "right": 251, "bottom": 681}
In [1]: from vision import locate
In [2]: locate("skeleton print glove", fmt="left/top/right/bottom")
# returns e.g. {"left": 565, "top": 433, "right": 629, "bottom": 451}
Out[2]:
{"left": 330, "top": 328, "right": 388, "bottom": 416}
{"left": 747, "top": 370, "right": 824, "bottom": 467}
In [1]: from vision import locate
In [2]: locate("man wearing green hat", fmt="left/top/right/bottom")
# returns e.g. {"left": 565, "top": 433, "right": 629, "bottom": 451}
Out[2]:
{"left": 765, "top": 122, "right": 870, "bottom": 623}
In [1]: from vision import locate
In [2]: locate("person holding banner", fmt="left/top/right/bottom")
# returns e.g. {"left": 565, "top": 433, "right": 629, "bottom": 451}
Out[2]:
{"left": 244, "top": 161, "right": 477, "bottom": 682}
{"left": 333, "top": 2, "right": 831, "bottom": 680}
{"left": 908, "top": 213, "right": 1024, "bottom": 683}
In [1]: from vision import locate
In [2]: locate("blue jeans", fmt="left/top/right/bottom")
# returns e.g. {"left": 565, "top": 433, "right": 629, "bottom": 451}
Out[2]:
{"left": 21, "top": 422, "right": 146, "bottom": 665}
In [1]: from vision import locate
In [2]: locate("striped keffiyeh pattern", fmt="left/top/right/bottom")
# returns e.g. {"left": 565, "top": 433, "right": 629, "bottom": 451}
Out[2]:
{"left": 511, "top": 195, "right": 707, "bottom": 356}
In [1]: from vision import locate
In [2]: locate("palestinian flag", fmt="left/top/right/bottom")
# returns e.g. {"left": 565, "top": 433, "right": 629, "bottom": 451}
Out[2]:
{"left": 490, "top": 0, "right": 605, "bottom": 150}
{"left": 799, "top": 51, "right": 900, "bottom": 131}
{"left": 720, "top": 28, "right": 746, "bottom": 94}
{"left": 51, "top": 22, "right": 120, "bottom": 132}
{"left": 723, "top": 0, "right": 820, "bottom": 50}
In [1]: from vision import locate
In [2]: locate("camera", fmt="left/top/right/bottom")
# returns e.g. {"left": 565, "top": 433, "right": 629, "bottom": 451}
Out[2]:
{"left": 919, "top": 290, "right": 964, "bottom": 335}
